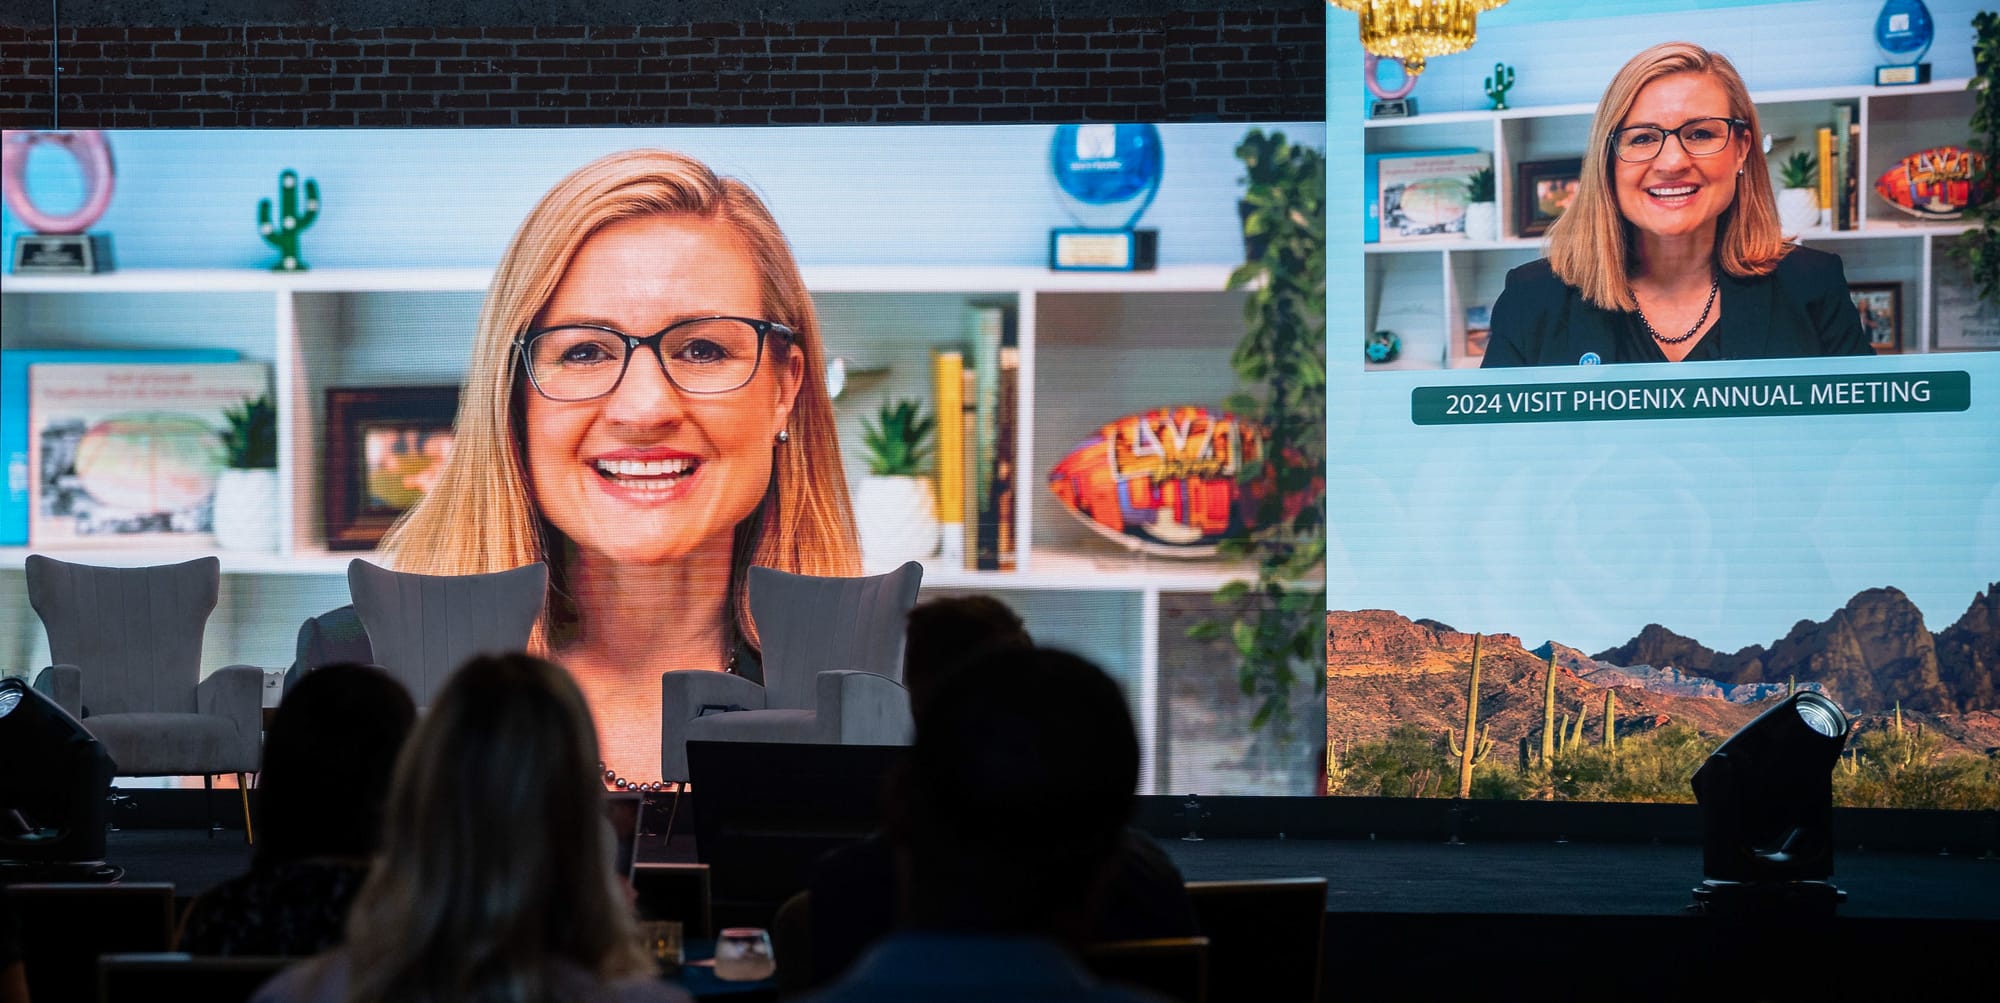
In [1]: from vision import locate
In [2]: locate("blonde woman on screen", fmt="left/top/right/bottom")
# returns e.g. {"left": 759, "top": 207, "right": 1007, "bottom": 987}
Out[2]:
{"left": 1483, "top": 42, "right": 1870, "bottom": 366}
{"left": 251, "top": 654, "right": 690, "bottom": 1003}
{"left": 381, "top": 150, "right": 860, "bottom": 787}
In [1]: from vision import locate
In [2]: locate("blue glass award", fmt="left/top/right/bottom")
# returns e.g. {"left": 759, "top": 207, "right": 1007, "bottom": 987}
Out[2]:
{"left": 1049, "top": 124, "right": 1163, "bottom": 271}
{"left": 1874, "top": 0, "right": 1935, "bottom": 86}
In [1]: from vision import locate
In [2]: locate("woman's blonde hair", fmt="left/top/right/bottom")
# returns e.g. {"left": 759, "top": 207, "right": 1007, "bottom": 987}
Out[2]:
{"left": 382, "top": 149, "right": 859, "bottom": 650}
{"left": 339, "top": 653, "right": 652, "bottom": 1002}
{"left": 1547, "top": 42, "right": 1792, "bottom": 311}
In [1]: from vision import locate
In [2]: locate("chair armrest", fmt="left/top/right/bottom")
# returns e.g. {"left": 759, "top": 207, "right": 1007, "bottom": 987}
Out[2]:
{"left": 661, "top": 670, "right": 769, "bottom": 782}
{"left": 814, "top": 670, "right": 913, "bottom": 747}
{"left": 198, "top": 664, "right": 267, "bottom": 770}
{"left": 32, "top": 663, "right": 82, "bottom": 718}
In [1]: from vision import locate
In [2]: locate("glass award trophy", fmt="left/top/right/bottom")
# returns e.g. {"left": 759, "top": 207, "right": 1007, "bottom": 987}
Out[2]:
{"left": 1874, "top": 0, "right": 1935, "bottom": 86}
{"left": 2, "top": 130, "right": 117, "bottom": 274}
{"left": 1049, "top": 123, "right": 1163, "bottom": 272}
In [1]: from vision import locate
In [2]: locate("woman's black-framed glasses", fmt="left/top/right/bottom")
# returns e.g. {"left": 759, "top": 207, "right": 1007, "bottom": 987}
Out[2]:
{"left": 1610, "top": 117, "right": 1748, "bottom": 163}
{"left": 516, "top": 317, "right": 796, "bottom": 402}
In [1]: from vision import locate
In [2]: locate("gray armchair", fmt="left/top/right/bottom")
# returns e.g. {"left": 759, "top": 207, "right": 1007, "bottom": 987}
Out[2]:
{"left": 661, "top": 560, "right": 923, "bottom": 783}
{"left": 25, "top": 555, "right": 263, "bottom": 815}
{"left": 344, "top": 558, "right": 547, "bottom": 708}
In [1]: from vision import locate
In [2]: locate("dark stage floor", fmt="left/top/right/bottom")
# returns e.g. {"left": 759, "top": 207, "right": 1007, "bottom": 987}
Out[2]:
{"left": 99, "top": 828, "right": 2000, "bottom": 920}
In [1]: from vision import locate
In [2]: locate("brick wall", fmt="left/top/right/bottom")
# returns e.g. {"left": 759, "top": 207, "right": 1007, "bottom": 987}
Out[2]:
{"left": 0, "top": 12, "right": 1325, "bottom": 129}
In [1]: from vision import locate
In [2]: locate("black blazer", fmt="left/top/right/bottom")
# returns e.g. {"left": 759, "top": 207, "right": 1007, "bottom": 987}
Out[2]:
{"left": 1482, "top": 246, "right": 1873, "bottom": 368}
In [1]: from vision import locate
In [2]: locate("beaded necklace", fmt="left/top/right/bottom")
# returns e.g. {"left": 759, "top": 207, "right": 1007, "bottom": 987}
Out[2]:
{"left": 1636, "top": 273, "right": 1720, "bottom": 346}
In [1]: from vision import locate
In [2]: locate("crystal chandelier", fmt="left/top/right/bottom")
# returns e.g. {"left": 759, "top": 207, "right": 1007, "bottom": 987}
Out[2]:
{"left": 1327, "top": 0, "right": 1508, "bottom": 76}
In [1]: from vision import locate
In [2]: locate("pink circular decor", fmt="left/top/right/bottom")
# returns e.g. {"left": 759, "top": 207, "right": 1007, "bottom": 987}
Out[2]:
{"left": 1364, "top": 55, "right": 1418, "bottom": 102}
{"left": 1, "top": 130, "right": 116, "bottom": 234}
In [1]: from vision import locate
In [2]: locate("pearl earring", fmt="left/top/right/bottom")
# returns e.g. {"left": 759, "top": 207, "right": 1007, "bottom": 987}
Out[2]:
{"left": 776, "top": 429, "right": 790, "bottom": 444}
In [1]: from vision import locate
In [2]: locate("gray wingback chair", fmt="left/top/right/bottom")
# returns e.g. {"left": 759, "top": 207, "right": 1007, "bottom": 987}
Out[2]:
{"left": 343, "top": 558, "right": 547, "bottom": 708}
{"left": 25, "top": 555, "right": 263, "bottom": 790}
{"left": 661, "top": 560, "right": 923, "bottom": 784}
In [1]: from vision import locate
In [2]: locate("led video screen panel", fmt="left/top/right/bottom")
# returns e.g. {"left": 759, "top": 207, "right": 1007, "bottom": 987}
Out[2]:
{"left": 1325, "top": 0, "right": 1999, "bottom": 807}
{"left": 0, "top": 122, "right": 1323, "bottom": 792}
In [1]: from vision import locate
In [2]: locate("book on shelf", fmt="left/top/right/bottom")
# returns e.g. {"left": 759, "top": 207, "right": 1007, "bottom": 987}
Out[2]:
{"left": 1846, "top": 118, "right": 1861, "bottom": 229}
{"left": 1817, "top": 126, "right": 1835, "bottom": 227}
{"left": 1365, "top": 148, "right": 1480, "bottom": 243}
{"left": 1833, "top": 103, "right": 1855, "bottom": 230}
{"left": 963, "top": 300, "right": 1017, "bottom": 571}
{"left": 988, "top": 345, "right": 1019, "bottom": 572}
{"left": 1, "top": 347, "right": 240, "bottom": 546}
{"left": 1376, "top": 149, "right": 1490, "bottom": 243}
{"left": 931, "top": 349, "right": 966, "bottom": 564}
{"left": 27, "top": 361, "right": 269, "bottom": 547}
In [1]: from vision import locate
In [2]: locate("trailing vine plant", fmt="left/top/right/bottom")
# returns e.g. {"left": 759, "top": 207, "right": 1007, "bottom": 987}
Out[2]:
{"left": 1188, "top": 129, "right": 1328, "bottom": 776}
{"left": 1953, "top": 10, "right": 2000, "bottom": 305}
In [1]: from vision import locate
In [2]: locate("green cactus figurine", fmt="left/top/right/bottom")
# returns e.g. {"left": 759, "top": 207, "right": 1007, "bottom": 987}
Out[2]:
{"left": 259, "top": 169, "right": 321, "bottom": 272}
{"left": 1484, "top": 62, "right": 1516, "bottom": 111}
{"left": 1602, "top": 691, "right": 1618, "bottom": 751}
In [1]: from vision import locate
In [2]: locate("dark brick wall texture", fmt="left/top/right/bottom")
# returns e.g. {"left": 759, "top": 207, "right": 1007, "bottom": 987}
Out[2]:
{"left": 0, "top": 13, "right": 1327, "bottom": 130}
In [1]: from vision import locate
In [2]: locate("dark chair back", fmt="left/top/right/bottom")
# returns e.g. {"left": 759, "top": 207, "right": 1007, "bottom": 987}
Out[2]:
{"left": 5, "top": 882, "right": 175, "bottom": 1003}
{"left": 1185, "top": 877, "right": 1326, "bottom": 1003}
{"left": 98, "top": 953, "right": 290, "bottom": 1003}
{"left": 633, "top": 862, "right": 714, "bottom": 939}
{"left": 1083, "top": 936, "right": 1210, "bottom": 1003}
{"left": 687, "top": 740, "right": 903, "bottom": 923}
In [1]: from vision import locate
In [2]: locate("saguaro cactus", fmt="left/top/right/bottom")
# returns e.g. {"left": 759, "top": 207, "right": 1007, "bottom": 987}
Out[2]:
{"left": 1455, "top": 633, "right": 1484, "bottom": 798}
{"left": 1602, "top": 691, "right": 1618, "bottom": 751}
{"left": 259, "top": 169, "right": 321, "bottom": 272}
{"left": 1540, "top": 648, "right": 1559, "bottom": 766}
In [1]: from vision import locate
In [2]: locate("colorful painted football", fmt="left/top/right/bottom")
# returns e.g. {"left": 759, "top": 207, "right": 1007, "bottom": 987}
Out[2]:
{"left": 1047, "top": 406, "right": 1263, "bottom": 558}
{"left": 1873, "top": 145, "right": 1989, "bottom": 221}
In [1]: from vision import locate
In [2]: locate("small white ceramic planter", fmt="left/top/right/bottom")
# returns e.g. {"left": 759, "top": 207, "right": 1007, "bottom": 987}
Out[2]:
{"left": 212, "top": 467, "right": 280, "bottom": 551}
{"left": 854, "top": 475, "right": 940, "bottom": 574}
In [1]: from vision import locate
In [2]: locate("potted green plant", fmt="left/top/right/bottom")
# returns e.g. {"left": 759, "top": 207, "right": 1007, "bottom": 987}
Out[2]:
{"left": 854, "top": 398, "right": 939, "bottom": 573}
{"left": 1774, "top": 150, "right": 1822, "bottom": 232}
{"left": 1463, "top": 165, "right": 1498, "bottom": 242}
{"left": 1188, "top": 128, "right": 1327, "bottom": 792}
{"left": 213, "top": 391, "right": 278, "bottom": 551}
{"left": 1956, "top": 10, "right": 2000, "bottom": 307}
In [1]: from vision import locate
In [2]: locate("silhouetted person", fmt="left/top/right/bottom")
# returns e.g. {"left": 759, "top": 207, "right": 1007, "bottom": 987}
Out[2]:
{"left": 177, "top": 663, "right": 416, "bottom": 956}
{"left": 805, "top": 645, "right": 1172, "bottom": 1002}
{"left": 900, "top": 594, "right": 1032, "bottom": 715}
{"left": 252, "top": 654, "right": 687, "bottom": 1003}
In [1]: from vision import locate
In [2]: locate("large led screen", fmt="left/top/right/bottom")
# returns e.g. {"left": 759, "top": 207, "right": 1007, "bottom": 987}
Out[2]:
{"left": 0, "top": 122, "right": 1324, "bottom": 794}
{"left": 1325, "top": 0, "right": 1999, "bottom": 808}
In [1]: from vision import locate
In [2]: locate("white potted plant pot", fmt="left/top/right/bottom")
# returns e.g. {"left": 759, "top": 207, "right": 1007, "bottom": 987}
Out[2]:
{"left": 1777, "top": 187, "right": 1822, "bottom": 232}
{"left": 213, "top": 467, "right": 280, "bottom": 551}
{"left": 854, "top": 474, "right": 939, "bottom": 574}
{"left": 1464, "top": 201, "right": 1499, "bottom": 242}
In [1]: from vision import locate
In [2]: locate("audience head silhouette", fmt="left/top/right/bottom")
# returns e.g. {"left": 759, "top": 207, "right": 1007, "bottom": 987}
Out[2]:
{"left": 902, "top": 594, "right": 1032, "bottom": 715}
{"left": 334, "top": 652, "right": 654, "bottom": 1000}
{"left": 897, "top": 644, "right": 1138, "bottom": 940}
{"left": 254, "top": 663, "right": 415, "bottom": 868}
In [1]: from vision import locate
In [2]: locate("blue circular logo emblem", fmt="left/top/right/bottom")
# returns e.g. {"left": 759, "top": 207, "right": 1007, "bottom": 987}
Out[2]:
{"left": 1052, "top": 124, "right": 1164, "bottom": 205}
{"left": 1579, "top": 352, "right": 1602, "bottom": 366}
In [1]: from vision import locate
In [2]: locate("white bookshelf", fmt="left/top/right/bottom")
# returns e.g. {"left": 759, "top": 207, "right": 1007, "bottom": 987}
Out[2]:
{"left": 1363, "top": 77, "right": 1986, "bottom": 368}
{"left": 0, "top": 264, "right": 1256, "bottom": 794}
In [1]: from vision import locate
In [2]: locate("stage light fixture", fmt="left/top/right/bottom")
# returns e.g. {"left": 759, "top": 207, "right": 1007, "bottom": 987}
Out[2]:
{"left": 1689, "top": 690, "right": 1852, "bottom": 916}
{"left": 0, "top": 676, "right": 119, "bottom": 880}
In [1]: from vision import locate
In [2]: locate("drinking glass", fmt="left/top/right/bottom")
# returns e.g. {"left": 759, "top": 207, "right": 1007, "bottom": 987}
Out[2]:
{"left": 713, "top": 926, "right": 776, "bottom": 982}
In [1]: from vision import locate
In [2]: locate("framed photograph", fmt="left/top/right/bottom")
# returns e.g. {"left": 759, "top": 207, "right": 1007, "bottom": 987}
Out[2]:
{"left": 1847, "top": 282, "right": 1902, "bottom": 354}
{"left": 1464, "top": 304, "right": 1492, "bottom": 358}
{"left": 1515, "top": 158, "right": 1584, "bottom": 238}
{"left": 324, "top": 386, "right": 460, "bottom": 551}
